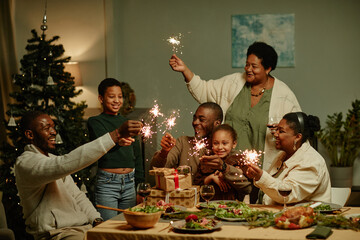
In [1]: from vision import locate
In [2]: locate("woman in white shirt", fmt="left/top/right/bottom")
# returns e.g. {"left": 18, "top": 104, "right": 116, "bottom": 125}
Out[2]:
{"left": 245, "top": 112, "right": 331, "bottom": 205}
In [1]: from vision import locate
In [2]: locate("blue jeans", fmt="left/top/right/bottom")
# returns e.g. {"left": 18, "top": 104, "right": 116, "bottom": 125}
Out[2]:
{"left": 95, "top": 169, "right": 136, "bottom": 220}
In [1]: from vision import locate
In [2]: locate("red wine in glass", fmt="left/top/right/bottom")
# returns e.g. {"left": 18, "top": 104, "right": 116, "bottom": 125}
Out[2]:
{"left": 278, "top": 189, "right": 292, "bottom": 197}
{"left": 278, "top": 183, "right": 292, "bottom": 211}
{"left": 201, "top": 192, "right": 215, "bottom": 201}
{"left": 138, "top": 189, "right": 151, "bottom": 198}
{"left": 200, "top": 185, "right": 215, "bottom": 207}
{"left": 137, "top": 183, "right": 151, "bottom": 207}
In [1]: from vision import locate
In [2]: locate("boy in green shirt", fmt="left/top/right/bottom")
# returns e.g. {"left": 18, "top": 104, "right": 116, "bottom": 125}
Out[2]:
{"left": 87, "top": 78, "right": 144, "bottom": 220}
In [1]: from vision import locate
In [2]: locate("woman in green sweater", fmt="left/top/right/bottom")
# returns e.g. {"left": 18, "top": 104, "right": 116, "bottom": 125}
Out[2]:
{"left": 87, "top": 78, "right": 144, "bottom": 220}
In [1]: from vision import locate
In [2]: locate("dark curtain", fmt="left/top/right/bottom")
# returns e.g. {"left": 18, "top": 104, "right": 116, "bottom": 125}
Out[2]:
{"left": 0, "top": 0, "right": 17, "bottom": 144}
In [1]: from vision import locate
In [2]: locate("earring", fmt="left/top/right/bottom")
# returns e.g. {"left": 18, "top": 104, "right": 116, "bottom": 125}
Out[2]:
{"left": 293, "top": 140, "right": 297, "bottom": 151}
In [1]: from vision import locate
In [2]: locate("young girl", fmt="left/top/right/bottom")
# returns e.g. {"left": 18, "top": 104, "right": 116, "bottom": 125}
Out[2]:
{"left": 194, "top": 124, "right": 251, "bottom": 201}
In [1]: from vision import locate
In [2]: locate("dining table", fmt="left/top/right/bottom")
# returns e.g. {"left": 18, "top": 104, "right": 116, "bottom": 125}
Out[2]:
{"left": 85, "top": 205, "right": 360, "bottom": 240}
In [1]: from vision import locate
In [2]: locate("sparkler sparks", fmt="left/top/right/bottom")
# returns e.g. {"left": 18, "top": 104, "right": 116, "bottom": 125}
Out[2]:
{"left": 189, "top": 137, "right": 210, "bottom": 157}
{"left": 167, "top": 37, "right": 180, "bottom": 45}
{"left": 149, "top": 103, "right": 163, "bottom": 118}
{"left": 166, "top": 33, "right": 184, "bottom": 54}
{"left": 240, "top": 149, "right": 263, "bottom": 166}
{"left": 165, "top": 116, "right": 176, "bottom": 129}
{"left": 141, "top": 124, "right": 154, "bottom": 139}
{"left": 140, "top": 101, "right": 181, "bottom": 140}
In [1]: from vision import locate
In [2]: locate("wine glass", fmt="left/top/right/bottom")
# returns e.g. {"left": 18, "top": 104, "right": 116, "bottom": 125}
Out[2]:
{"left": 278, "top": 182, "right": 292, "bottom": 211}
{"left": 200, "top": 185, "right": 215, "bottom": 208}
{"left": 137, "top": 183, "right": 151, "bottom": 207}
{"left": 267, "top": 117, "right": 280, "bottom": 140}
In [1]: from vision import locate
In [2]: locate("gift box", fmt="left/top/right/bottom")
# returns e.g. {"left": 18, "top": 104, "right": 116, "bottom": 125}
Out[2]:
{"left": 147, "top": 186, "right": 200, "bottom": 208}
{"left": 149, "top": 167, "right": 192, "bottom": 191}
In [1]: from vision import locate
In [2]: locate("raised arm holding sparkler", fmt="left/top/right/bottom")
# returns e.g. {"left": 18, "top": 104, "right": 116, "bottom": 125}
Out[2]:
{"left": 169, "top": 42, "right": 302, "bottom": 204}
{"left": 169, "top": 54, "right": 194, "bottom": 83}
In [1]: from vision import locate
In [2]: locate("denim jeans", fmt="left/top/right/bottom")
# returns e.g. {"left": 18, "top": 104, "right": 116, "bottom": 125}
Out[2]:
{"left": 95, "top": 169, "right": 136, "bottom": 220}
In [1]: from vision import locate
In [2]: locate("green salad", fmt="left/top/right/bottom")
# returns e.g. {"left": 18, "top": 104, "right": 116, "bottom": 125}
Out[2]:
{"left": 183, "top": 214, "right": 217, "bottom": 230}
{"left": 313, "top": 204, "right": 332, "bottom": 211}
{"left": 201, "top": 200, "right": 248, "bottom": 209}
{"left": 128, "top": 205, "right": 162, "bottom": 213}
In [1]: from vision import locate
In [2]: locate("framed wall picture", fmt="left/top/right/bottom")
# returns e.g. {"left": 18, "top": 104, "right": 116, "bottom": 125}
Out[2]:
{"left": 232, "top": 13, "right": 295, "bottom": 68}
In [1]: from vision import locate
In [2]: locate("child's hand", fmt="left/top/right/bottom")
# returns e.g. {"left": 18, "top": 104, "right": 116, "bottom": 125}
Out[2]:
{"left": 118, "top": 137, "right": 135, "bottom": 146}
{"left": 205, "top": 174, "right": 230, "bottom": 192}
{"left": 212, "top": 174, "right": 230, "bottom": 192}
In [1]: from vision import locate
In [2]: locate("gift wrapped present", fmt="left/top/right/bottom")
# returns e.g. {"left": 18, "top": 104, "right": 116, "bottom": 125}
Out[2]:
{"left": 147, "top": 186, "right": 200, "bottom": 208}
{"left": 149, "top": 167, "right": 192, "bottom": 191}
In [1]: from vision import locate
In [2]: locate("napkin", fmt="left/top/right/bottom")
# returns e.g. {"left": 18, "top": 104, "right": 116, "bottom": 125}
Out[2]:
{"left": 306, "top": 226, "right": 333, "bottom": 239}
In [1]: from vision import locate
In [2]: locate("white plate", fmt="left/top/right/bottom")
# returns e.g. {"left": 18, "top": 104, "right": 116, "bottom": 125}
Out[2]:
{"left": 171, "top": 219, "right": 222, "bottom": 233}
{"left": 162, "top": 205, "right": 187, "bottom": 215}
{"left": 294, "top": 202, "right": 342, "bottom": 213}
{"left": 214, "top": 213, "right": 246, "bottom": 222}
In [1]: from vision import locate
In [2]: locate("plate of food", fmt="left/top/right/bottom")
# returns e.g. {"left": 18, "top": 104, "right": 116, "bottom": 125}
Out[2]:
{"left": 196, "top": 200, "right": 245, "bottom": 210}
{"left": 274, "top": 206, "right": 315, "bottom": 230}
{"left": 171, "top": 214, "right": 222, "bottom": 233}
{"left": 344, "top": 214, "right": 360, "bottom": 222}
{"left": 156, "top": 200, "right": 187, "bottom": 214}
{"left": 295, "top": 202, "right": 342, "bottom": 214}
{"left": 214, "top": 208, "right": 247, "bottom": 221}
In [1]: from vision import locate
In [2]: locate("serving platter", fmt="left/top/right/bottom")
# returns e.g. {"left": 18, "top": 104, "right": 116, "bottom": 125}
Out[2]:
{"left": 294, "top": 202, "right": 342, "bottom": 214}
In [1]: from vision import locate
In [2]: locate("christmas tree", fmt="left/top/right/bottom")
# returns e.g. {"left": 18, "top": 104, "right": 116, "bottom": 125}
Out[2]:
{"left": 0, "top": 21, "right": 89, "bottom": 239}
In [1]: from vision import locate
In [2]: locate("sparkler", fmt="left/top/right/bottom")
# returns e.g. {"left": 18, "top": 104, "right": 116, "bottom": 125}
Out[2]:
{"left": 189, "top": 137, "right": 210, "bottom": 157}
{"left": 149, "top": 103, "right": 163, "bottom": 118}
{"left": 166, "top": 33, "right": 184, "bottom": 54}
{"left": 162, "top": 109, "right": 180, "bottom": 132}
{"left": 141, "top": 124, "right": 154, "bottom": 139}
{"left": 140, "top": 101, "right": 181, "bottom": 140}
{"left": 239, "top": 149, "right": 263, "bottom": 166}
{"left": 165, "top": 116, "right": 176, "bottom": 129}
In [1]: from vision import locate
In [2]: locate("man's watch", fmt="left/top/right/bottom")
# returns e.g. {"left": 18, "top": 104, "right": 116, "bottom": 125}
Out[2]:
{"left": 220, "top": 161, "right": 227, "bottom": 172}
{"left": 93, "top": 218, "right": 104, "bottom": 227}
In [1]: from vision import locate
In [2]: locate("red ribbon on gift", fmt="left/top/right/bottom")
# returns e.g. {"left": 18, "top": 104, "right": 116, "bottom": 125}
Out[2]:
{"left": 174, "top": 169, "right": 179, "bottom": 189}
{"left": 157, "top": 175, "right": 162, "bottom": 189}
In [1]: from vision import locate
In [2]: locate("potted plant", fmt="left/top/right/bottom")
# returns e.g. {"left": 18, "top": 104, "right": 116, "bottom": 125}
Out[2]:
{"left": 317, "top": 99, "right": 360, "bottom": 187}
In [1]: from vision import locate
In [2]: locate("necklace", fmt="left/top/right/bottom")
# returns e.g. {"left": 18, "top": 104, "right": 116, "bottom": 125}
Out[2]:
{"left": 251, "top": 87, "right": 266, "bottom": 97}
{"left": 251, "top": 76, "right": 269, "bottom": 97}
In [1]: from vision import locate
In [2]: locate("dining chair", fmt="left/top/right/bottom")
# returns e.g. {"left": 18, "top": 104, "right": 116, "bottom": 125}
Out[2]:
{"left": 331, "top": 187, "right": 351, "bottom": 207}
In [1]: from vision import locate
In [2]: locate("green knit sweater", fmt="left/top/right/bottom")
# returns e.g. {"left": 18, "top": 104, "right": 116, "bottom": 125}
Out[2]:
{"left": 87, "top": 113, "right": 144, "bottom": 184}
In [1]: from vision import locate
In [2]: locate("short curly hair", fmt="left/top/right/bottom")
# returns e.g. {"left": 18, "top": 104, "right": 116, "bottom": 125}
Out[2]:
{"left": 247, "top": 42, "right": 278, "bottom": 72}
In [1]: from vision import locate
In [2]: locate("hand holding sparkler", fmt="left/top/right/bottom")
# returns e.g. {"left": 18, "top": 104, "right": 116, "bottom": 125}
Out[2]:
{"left": 169, "top": 54, "right": 194, "bottom": 83}
{"left": 159, "top": 133, "right": 176, "bottom": 158}
{"left": 111, "top": 120, "right": 143, "bottom": 143}
{"left": 246, "top": 164, "right": 263, "bottom": 181}
{"left": 200, "top": 155, "right": 228, "bottom": 173}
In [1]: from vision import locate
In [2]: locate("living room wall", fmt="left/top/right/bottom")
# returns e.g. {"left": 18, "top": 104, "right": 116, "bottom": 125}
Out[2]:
{"left": 14, "top": 0, "right": 360, "bottom": 184}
